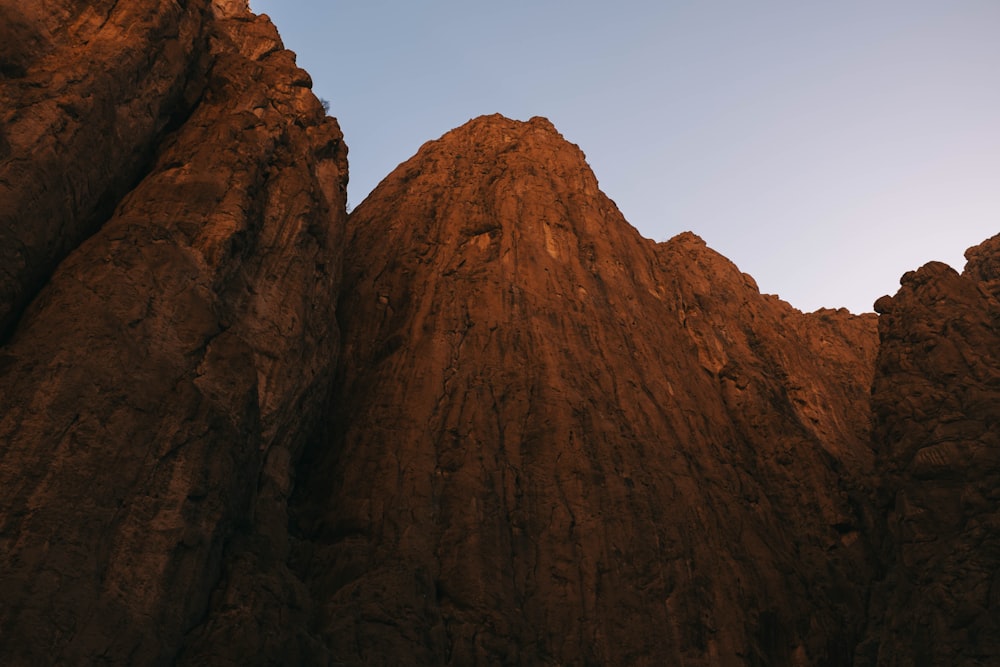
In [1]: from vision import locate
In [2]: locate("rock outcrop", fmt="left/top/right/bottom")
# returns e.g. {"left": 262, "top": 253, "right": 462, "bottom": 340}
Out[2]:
{"left": 293, "top": 115, "right": 880, "bottom": 665}
{"left": 2, "top": 2, "right": 998, "bottom": 664}
{"left": 0, "top": 0, "right": 210, "bottom": 338}
{"left": 0, "top": 1, "right": 347, "bottom": 664}
{"left": 860, "top": 235, "right": 1000, "bottom": 666}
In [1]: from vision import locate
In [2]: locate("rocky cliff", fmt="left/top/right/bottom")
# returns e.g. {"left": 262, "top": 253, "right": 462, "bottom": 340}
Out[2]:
{"left": 859, "top": 235, "right": 1000, "bottom": 666}
{"left": 0, "top": 2, "right": 998, "bottom": 666}
{"left": 292, "top": 115, "right": 880, "bottom": 665}
{"left": 0, "top": 0, "right": 347, "bottom": 664}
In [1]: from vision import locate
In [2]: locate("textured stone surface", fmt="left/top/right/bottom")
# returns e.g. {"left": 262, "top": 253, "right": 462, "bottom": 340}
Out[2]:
{"left": 0, "top": 2, "right": 347, "bottom": 664}
{"left": 860, "top": 236, "right": 1000, "bottom": 666}
{"left": 3, "top": 1, "right": 997, "bottom": 661}
{"left": 0, "top": 0, "right": 214, "bottom": 338}
{"left": 294, "top": 115, "right": 880, "bottom": 665}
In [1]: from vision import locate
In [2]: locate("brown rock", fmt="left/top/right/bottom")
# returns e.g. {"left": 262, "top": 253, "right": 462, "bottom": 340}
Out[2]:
{"left": 0, "top": 2, "right": 346, "bottom": 664}
{"left": 4, "top": 1, "right": 994, "bottom": 660}
{"left": 965, "top": 232, "right": 1000, "bottom": 286}
{"left": 294, "top": 115, "right": 880, "bottom": 665}
{"left": 859, "top": 237, "right": 1000, "bottom": 666}
{"left": 0, "top": 0, "right": 215, "bottom": 339}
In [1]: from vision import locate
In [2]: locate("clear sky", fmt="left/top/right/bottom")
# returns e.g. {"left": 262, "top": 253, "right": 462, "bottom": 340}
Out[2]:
{"left": 249, "top": 0, "right": 999, "bottom": 313}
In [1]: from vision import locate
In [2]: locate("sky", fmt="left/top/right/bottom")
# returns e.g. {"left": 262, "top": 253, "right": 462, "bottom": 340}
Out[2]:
{"left": 249, "top": 0, "right": 1000, "bottom": 314}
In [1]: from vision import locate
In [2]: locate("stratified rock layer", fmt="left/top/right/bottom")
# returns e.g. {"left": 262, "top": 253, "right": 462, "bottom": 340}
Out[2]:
{"left": 860, "top": 235, "right": 1000, "bottom": 666}
{"left": 295, "top": 115, "right": 880, "bottom": 665}
{"left": 0, "top": 1, "right": 347, "bottom": 664}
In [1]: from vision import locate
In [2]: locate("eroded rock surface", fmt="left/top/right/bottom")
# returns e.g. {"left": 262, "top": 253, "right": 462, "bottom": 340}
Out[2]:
{"left": 0, "top": 0, "right": 214, "bottom": 338}
{"left": 0, "top": 1, "right": 347, "bottom": 664}
{"left": 4, "top": 2, "right": 997, "bottom": 662}
{"left": 861, "top": 235, "right": 1000, "bottom": 666}
{"left": 295, "top": 115, "right": 880, "bottom": 665}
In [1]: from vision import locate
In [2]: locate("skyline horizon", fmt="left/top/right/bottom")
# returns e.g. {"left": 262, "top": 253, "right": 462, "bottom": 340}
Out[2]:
{"left": 250, "top": 1, "right": 1000, "bottom": 314}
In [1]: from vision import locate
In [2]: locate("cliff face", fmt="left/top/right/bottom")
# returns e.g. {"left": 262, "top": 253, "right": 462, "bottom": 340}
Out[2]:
{"left": 0, "top": 1, "right": 347, "bottom": 663}
{"left": 294, "top": 115, "right": 880, "bottom": 665}
{"left": 2, "top": 3, "right": 999, "bottom": 665}
{"left": 860, "top": 235, "right": 1000, "bottom": 666}
{"left": 0, "top": 0, "right": 210, "bottom": 338}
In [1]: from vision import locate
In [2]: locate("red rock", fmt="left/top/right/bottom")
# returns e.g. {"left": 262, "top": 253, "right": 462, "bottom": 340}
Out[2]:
{"left": 294, "top": 115, "right": 880, "bottom": 665}
{"left": 0, "top": 0, "right": 214, "bottom": 339}
{"left": 859, "top": 235, "right": 1000, "bottom": 666}
{"left": 2, "top": 1, "right": 996, "bottom": 662}
{"left": 0, "top": 2, "right": 346, "bottom": 663}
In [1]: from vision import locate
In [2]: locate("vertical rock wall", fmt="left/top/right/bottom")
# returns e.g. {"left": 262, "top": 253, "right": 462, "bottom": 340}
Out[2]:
{"left": 861, "top": 235, "right": 1000, "bottom": 666}
{"left": 295, "top": 115, "right": 880, "bottom": 666}
{"left": 0, "top": 2, "right": 347, "bottom": 664}
{"left": 0, "top": 0, "right": 211, "bottom": 338}
{"left": 1, "top": 2, "right": 997, "bottom": 664}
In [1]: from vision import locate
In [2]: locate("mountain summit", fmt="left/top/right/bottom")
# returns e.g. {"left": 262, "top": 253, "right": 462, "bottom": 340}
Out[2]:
{"left": 293, "top": 113, "right": 880, "bottom": 664}
{"left": 1, "top": 3, "right": 998, "bottom": 666}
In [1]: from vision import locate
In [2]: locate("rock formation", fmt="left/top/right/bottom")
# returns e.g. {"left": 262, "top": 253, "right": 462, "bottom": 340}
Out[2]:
{"left": 293, "top": 115, "right": 880, "bottom": 665}
{"left": 0, "top": 0, "right": 209, "bottom": 339}
{"left": 860, "top": 235, "right": 1000, "bottom": 666}
{"left": 0, "top": 1, "right": 998, "bottom": 665}
{"left": 0, "top": 0, "right": 347, "bottom": 664}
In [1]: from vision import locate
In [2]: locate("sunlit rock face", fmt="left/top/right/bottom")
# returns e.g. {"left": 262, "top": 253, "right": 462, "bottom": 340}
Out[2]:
{"left": 0, "top": 0, "right": 209, "bottom": 338}
{"left": 294, "top": 114, "right": 881, "bottom": 665}
{"left": 1, "top": 2, "right": 998, "bottom": 665}
{"left": 859, "top": 235, "right": 1000, "bottom": 666}
{"left": 0, "top": 1, "right": 347, "bottom": 664}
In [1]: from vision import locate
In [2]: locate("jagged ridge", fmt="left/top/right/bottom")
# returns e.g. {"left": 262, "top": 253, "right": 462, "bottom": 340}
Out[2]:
{"left": 291, "top": 114, "right": 880, "bottom": 665}
{"left": 1, "top": 3, "right": 999, "bottom": 665}
{"left": 0, "top": 1, "right": 346, "bottom": 664}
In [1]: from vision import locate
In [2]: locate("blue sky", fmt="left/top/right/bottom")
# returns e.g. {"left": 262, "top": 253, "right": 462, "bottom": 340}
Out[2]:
{"left": 249, "top": 1, "right": 1000, "bottom": 313}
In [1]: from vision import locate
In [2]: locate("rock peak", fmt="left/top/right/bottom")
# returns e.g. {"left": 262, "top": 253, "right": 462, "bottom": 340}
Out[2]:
{"left": 3, "top": 2, "right": 998, "bottom": 665}
{"left": 965, "top": 231, "right": 1000, "bottom": 285}
{"left": 356, "top": 114, "right": 609, "bottom": 245}
{"left": 455, "top": 112, "right": 559, "bottom": 133}
{"left": 324, "top": 108, "right": 882, "bottom": 665}
{"left": 419, "top": 113, "right": 577, "bottom": 161}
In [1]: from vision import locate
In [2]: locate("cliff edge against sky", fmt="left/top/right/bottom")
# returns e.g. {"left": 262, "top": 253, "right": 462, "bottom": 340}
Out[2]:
{"left": 0, "top": 0, "right": 346, "bottom": 663}
{"left": 296, "top": 114, "right": 879, "bottom": 665}
{"left": 0, "top": 2, "right": 998, "bottom": 665}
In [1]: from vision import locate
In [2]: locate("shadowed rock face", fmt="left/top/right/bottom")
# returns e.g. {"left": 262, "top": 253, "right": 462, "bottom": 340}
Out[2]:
{"left": 860, "top": 235, "right": 1000, "bottom": 666}
{"left": 0, "top": 0, "right": 213, "bottom": 339}
{"left": 2, "top": 2, "right": 999, "bottom": 664}
{"left": 294, "top": 115, "right": 880, "bottom": 665}
{"left": 0, "top": 1, "right": 347, "bottom": 663}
